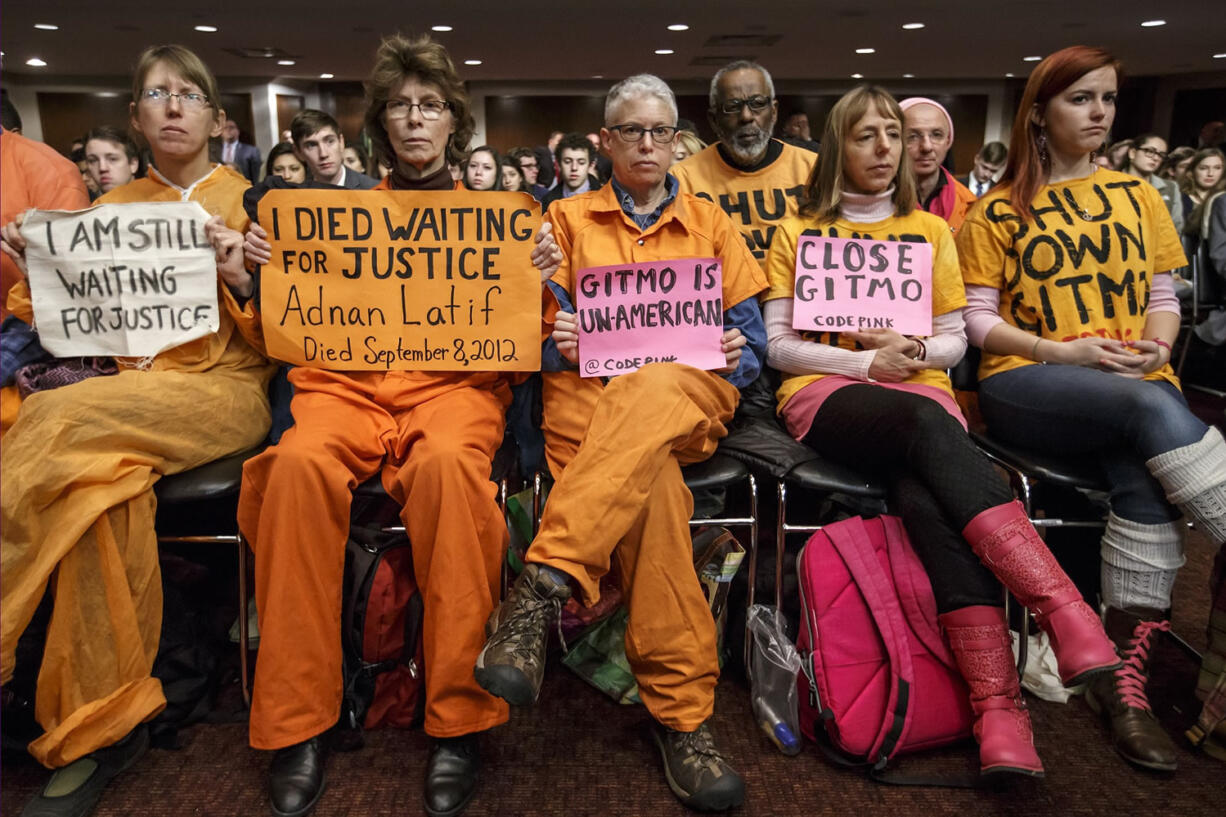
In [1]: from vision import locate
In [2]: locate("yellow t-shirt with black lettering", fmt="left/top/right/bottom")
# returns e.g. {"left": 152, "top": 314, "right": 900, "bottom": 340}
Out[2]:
{"left": 764, "top": 209, "right": 967, "bottom": 408}
{"left": 957, "top": 169, "right": 1187, "bottom": 385}
{"left": 673, "top": 140, "right": 817, "bottom": 268}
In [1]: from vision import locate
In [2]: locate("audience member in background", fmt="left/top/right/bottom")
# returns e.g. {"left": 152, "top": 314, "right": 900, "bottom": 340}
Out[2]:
{"left": 531, "top": 144, "right": 555, "bottom": 189}
{"left": 673, "top": 60, "right": 817, "bottom": 267}
{"left": 584, "top": 131, "right": 612, "bottom": 183}
{"left": 1161, "top": 146, "right": 1196, "bottom": 181}
{"left": 765, "top": 83, "right": 1119, "bottom": 780}
{"left": 1, "top": 89, "right": 23, "bottom": 133}
{"left": 477, "top": 72, "right": 765, "bottom": 812}
{"left": 1198, "top": 121, "right": 1225, "bottom": 151}
{"left": 290, "top": 108, "right": 378, "bottom": 189}
{"left": 900, "top": 97, "right": 976, "bottom": 232}
{"left": 280, "top": 128, "right": 293, "bottom": 142}
{"left": 1122, "top": 133, "right": 1184, "bottom": 231}
{"left": 83, "top": 125, "right": 142, "bottom": 194}
{"left": 1105, "top": 138, "right": 1133, "bottom": 170}
{"left": 343, "top": 143, "right": 372, "bottom": 176}
{"left": 463, "top": 145, "right": 502, "bottom": 191}
{"left": 71, "top": 146, "right": 101, "bottom": 200}
{"left": 958, "top": 45, "right": 1225, "bottom": 774}
{"left": 1, "top": 43, "right": 272, "bottom": 817}
{"left": 672, "top": 129, "right": 705, "bottom": 164}
{"left": 264, "top": 141, "right": 306, "bottom": 183}
{"left": 508, "top": 146, "right": 547, "bottom": 199}
{"left": 779, "top": 108, "right": 820, "bottom": 152}
{"left": 540, "top": 132, "right": 599, "bottom": 207}
{"left": 959, "top": 141, "right": 1007, "bottom": 197}
{"left": 220, "top": 119, "right": 261, "bottom": 183}
{"left": 499, "top": 156, "right": 528, "bottom": 192}
{"left": 1179, "top": 148, "right": 1225, "bottom": 235}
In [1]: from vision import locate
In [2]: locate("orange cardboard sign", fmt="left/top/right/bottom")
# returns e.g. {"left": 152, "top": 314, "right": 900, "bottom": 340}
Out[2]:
{"left": 257, "top": 188, "right": 542, "bottom": 370}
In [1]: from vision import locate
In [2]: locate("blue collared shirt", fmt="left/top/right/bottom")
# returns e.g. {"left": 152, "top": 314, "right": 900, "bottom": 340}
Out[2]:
{"left": 610, "top": 174, "right": 679, "bottom": 231}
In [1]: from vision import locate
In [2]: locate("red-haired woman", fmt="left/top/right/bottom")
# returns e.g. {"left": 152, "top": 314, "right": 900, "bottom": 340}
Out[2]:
{"left": 958, "top": 45, "right": 1226, "bottom": 773}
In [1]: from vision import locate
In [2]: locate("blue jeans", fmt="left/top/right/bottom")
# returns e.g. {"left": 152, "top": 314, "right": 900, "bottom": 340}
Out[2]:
{"left": 978, "top": 364, "right": 1209, "bottom": 525}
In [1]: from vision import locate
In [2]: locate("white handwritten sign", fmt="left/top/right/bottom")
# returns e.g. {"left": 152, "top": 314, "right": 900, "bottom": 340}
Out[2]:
{"left": 20, "top": 201, "right": 220, "bottom": 358}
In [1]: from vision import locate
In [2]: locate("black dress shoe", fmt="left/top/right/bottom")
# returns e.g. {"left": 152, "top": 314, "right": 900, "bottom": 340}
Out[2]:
{"left": 21, "top": 724, "right": 148, "bottom": 817}
{"left": 269, "top": 737, "right": 327, "bottom": 817}
{"left": 424, "top": 735, "right": 481, "bottom": 817}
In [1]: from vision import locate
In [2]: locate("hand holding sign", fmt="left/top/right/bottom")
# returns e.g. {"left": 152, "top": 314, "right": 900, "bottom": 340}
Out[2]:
{"left": 204, "top": 216, "right": 252, "bottom": 299}
{"left": 1, "top": 213, "right": 31, "bottom": 279}
{"left": 532, "top": 222, "right": 562, "bottom": 283}
{"left": 552, "top": 310, "right": 580, "bottom": 365}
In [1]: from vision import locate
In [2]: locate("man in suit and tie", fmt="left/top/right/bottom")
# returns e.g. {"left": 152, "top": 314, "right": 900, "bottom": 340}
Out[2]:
{"left": 220, "top": 119, "right": 262, "bottom": 183}
{"left": 291, "top": 109, "right": 378, "bottom": 189}
{"left": 958, "top": 141, "right": 1007, "bottom": 198}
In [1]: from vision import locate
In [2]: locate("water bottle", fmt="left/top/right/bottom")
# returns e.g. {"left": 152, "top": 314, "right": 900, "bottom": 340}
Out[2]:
{"left": 752, "top": 694, "right": 801, "bottom": 755}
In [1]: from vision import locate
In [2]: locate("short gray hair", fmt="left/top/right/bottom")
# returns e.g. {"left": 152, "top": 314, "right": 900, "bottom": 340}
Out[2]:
{"left": 604, "top": 74, "right": 678, "bottom": 125}
{"left": 708, "top": 61, "right": 775, "bottom": 110}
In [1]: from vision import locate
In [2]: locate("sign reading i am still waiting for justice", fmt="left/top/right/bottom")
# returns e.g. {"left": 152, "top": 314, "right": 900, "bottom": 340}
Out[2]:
{"left": 21, "top": 201, "right": 220, "bottom": 358}
{"left": 257, "top": 188, "right": 542, "bottom": 371}
{"left": 576, "top": 257, "right": 725, "bottom": 377}
{"left": 792, "top": 236, "right": 933, "bottom": 336}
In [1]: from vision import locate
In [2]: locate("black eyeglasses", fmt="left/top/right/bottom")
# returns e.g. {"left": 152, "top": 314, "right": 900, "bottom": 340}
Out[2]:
{"left": 607, "top": 124, "right": 681, "bottom": 144}
{"left": 1137, "top": 146, "right": 1168, "bottom": 161}
{"left": 384, "top": 99, "right": 452, "bottom": 120}
{"left": 716, "top": 96, "right": 773, "bottom": 115}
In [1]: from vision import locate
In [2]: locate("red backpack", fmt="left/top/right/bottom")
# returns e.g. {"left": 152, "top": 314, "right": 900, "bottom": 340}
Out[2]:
{"left": 796, "top": 515, "right": 975, "bottom": 776}
{"left": 336, "top": 525, "right": 425, "bottom": 749}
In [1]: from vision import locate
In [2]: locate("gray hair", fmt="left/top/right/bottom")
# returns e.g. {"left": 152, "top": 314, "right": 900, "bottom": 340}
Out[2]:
{"left": 604, "top": 74, "right": 678, "bottom": 125}
{"left": 708, "top": 60, "right": 775, "bottom": 109}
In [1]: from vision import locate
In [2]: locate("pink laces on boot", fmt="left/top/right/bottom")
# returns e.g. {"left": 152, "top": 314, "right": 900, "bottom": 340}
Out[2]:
{"left": 1114, "top": 620, "right": 1171, "bottom": 711}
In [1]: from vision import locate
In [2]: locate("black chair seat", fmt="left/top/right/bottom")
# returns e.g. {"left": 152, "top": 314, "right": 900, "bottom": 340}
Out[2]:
{"left": 155, "top": 447, "right": 263, "bottom": 505}
{"left": 970, "top": 431, "right": 1108, "bottom": 492}
{"left": 354, "top": 475, "right": 388, "bottom": 499}
{"left": 680, "top": 454, "right": 750, "bottom": 491}
{"left": 785, "top": 456, "right": 886, "bottom": 499}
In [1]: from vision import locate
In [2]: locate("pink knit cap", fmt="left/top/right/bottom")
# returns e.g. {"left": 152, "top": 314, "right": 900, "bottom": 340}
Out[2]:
{"left": 898, "top": 97, "right": 954, "bottom": 144}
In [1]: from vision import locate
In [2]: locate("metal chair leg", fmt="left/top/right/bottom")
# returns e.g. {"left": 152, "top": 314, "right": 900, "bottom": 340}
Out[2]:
{"left": 237, "top": 534, "right": 251, "bottom": 709}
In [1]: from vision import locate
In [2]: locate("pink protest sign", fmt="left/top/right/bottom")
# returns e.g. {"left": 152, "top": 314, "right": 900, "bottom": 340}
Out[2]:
{"left": 792, "top": 236, "right": 933, "bottom": 336}
{"left": 576, "top": 257, "right": 725, "bottom": 378}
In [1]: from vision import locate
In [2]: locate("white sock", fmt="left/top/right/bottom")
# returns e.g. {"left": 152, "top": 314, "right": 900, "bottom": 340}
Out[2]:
{"left": 1100, "top": 512, "right": 1185, "bottom": 611}
{"left": 1147, "top": 427, "right": 1226, "bottom": 545}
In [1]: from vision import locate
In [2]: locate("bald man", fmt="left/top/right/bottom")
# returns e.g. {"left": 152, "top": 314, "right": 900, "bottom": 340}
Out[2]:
{"left": 901, "top": 97, "right": 976, "bottom": 233}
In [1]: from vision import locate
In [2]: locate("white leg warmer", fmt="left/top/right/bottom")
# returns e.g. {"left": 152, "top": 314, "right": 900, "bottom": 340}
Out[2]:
{"left": 1147, "top": 426, "right": 1226, "bottom": 546}
{"left": 1100, "top": 511, "right": 1186, "bottom": 611}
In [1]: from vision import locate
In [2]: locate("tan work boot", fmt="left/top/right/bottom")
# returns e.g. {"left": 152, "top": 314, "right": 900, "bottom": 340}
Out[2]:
{"left": 474, "top": 563, "right": 570, "bottom": 706}
{"left": 653, "top": 722, "right": 745, "bottom": 812}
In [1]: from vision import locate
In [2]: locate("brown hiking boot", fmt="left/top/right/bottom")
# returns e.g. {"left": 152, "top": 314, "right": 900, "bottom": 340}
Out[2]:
{"left": 653, "top": 722, "right": 745, "bottom": 812}
{"left": 474, "top": 563, "right": 571, "bottom": 706}
{"left": 1085, "top": 605, "right": 1178, "bottom": 772}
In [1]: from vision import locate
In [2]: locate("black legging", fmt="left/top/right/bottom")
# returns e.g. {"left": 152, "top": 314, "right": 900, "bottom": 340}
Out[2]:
{"left": 801, "top": 384, "right": 1009, "bottom": 613}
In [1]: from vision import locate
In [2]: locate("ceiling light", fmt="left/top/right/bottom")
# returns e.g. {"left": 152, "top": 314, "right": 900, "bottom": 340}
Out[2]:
{"left": 319, "top": 72, "right": 334, "bottom": 79}
{"left": 592, "top": 74, "right": 604, "bottom": 79}
{"left": 194, "top": 25, "right": 217, "bottom": 33}
{"left": 1006, "top": 72, "right": 1015, "bottom": 77}
{"left": 902, "top": 23, "right": 925, "bottom": 30}
{"left": 26, "top": 58, "right": 47, "bottom": 67}
{"left": 655, "top": 49, "right": 674, "bottom": 55}
{"left": 667, "top": 24, "right": 689, "bottom": 31}
{"left": 1140, "top": 19, "right": 1166, "bottom": 27}
{"left": 277, "top": 60, "right": 295, "bottom": 66}
{"left": 431, "top": 25, "right": 453, "bottom": 32}
{"left": 1023, "top": 55, "right": 1042, "bottom": 61}
{"left": 95, "top": 91, "right": 119, "bottom": 97}
{"left": 1215, "top": 53, "right": 1226, "bottom": 59}
{"left": 851, "top": 73, "right": 864, "bottom": 79}
{"left": 463, "top": 60, "right": 481, "bottom": 66}
{"left": 855, "top": 48, "right": 875, "bottom": 54}
{"left": 903, "top": 73, "right": 915, "bottom": 78}
{"left": 34, "top": 23, "right": 59, "bottom": 31}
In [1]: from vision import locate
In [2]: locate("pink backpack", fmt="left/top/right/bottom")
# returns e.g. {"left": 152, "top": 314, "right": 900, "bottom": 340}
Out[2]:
{"left": 796, "top": 515, "right": 975, "bottom": 774}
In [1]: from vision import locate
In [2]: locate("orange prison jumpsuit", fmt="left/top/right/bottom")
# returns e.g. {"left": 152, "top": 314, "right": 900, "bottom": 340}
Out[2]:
{"left": 529, "top": 184, "right": 766, "bottom": 730}
{"left": 1, "top": 127, "right": 92, "bottom": 433}
{"left": 0, "top": 166, "right": 274, "bottom": 767}
{"left": 240, "top": 178, "right": 515, "bottom": 750}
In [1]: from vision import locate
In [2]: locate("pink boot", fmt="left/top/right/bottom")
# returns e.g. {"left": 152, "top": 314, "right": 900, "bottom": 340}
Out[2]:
{"left": 940, "top": 605, "right": 1044, "bottom": 776}
{"left": 964, "top": 501, "right": 1121, "bottom": 686}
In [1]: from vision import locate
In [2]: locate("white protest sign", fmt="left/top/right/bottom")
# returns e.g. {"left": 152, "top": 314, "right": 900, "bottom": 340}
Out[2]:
{"left": 20, "top": 201, "right": 220, "bottom": 358}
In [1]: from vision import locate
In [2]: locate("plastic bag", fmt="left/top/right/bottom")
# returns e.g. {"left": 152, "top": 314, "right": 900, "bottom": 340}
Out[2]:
{"left": 746, "top": 604, "right": 802, "bottom": 755}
